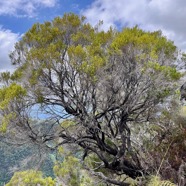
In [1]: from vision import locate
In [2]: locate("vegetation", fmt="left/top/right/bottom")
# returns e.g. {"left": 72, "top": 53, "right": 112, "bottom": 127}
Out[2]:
{"left": 0, "top": 141, "right": 54, "bottom": 185}
{"left": 6, "top": 170, "right": 55, "bottom": 186}
{"left": 1, "top": 13, "right": 186, "bottom": 185}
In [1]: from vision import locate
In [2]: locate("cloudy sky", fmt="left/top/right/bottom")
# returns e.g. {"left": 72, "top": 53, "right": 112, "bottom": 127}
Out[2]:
{"left": 0, "top": 0, "right": 186, "bottom": 71}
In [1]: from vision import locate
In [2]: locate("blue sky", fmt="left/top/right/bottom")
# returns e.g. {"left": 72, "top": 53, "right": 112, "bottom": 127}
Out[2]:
{"left": 0, "top": 0, "right": 186, "bottom": 71}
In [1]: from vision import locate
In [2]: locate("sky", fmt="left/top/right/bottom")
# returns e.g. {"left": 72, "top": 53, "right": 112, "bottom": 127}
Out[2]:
{"left": 0, "top": 0, "right": 186, "bottom": 71}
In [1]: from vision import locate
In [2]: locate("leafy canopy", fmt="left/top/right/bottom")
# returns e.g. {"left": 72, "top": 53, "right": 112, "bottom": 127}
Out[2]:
{"left": 6, "top": 170, "right": 55, "bottom": 186}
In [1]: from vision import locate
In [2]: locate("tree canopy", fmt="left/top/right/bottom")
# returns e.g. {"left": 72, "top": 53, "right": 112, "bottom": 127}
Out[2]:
{"left": 6, "top": 170, "right": 55, "bottom": 186}
{"left": 0, "top": 13, "right": 183, "bottom": 185}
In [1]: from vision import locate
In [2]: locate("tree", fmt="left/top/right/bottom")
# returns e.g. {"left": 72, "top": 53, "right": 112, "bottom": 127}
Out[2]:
{"left": 6, "top": 170, "right": 55, "bottom": 186}
{"left": 0, "top": 13, "right": 182, "bottom": 185}
{"left": 53, "top": 151, "right": 105, "bottom": 186}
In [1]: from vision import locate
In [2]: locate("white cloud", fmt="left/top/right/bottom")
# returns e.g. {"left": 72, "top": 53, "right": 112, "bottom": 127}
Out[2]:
{"left": 0, "top": 27, "right": 20, "bottom": 71}
{"left": 82, "top": 0, "right": 186, "bottom": 51}
{"left": 0, "top": 0, "right": 57, "bottom": 17}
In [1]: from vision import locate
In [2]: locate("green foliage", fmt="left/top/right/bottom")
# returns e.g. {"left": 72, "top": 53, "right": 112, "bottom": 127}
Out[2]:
{"left": 147, "top": 61, "right": 182, "bottom": 80}
{"left": 11, "top": 13, "right": 114, "bottom": 82}
{"left": 141, "top": 101, "right": 186, "bottom": 182}
{"left": 0, "top": 83, "right": 26, "bottom": 132}
{"left": 60, "top": 119, "right": 75, "bottom": 128}
{"left": 0, "top": 141, "right": 55, "bottom": 186}
{"left": 147, "top": 176, "right": 176, "bottom": 186}
{"left": 84, "top": 153, "right": 105, "bottom": 171}
{"left": 0, "top": 83, "right": 26, "bottom": 109}
{"left": 0, "top": 113, "right": 16, "bottom": 133}
{"left": 0, "top": 72, "right": 11, "bottom": 84}
{"left": 0, "top": 143, "right": 30, "bottom": 185}
{"left": 111, "top": 26, "right": 176, "bottom": 58}
{"left": 53, "top": 153, "right": 105, "bottom": 186}
{"left": 0, "top": 70, "right": 23, "bottom": 83}
{"left": 54, "top": 156, "right": 84, "bottom": 186}
{"left": 6, "top": 170, "right": 55, "bottom": 186}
